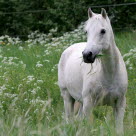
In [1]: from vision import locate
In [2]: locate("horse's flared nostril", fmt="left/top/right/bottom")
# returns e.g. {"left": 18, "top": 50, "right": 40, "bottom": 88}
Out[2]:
{"left": 88, "top": 52, "right": 92, "bottom": 56}
{"left": 82, "top": 51, "right": 95, "bottom": 63}
{"left": 82, "top": 51, "right": 92, "bottom": 57}
{"left": 86, "top": 51, "right": 92, "bottom": 60}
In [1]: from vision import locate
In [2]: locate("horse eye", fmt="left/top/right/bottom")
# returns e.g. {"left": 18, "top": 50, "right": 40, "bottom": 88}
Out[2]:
{"left": 100, "top": 29, "right": 106, "bottom": 34}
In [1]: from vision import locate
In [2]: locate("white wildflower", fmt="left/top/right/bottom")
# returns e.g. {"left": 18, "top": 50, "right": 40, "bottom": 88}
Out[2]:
{"left": 19, "top": 46, "right": 23, "bottom": 50}
{"left": 37, "top": 80, "right": 44, "bottom": 84}
{"left": 27, "top": 76, "right": 35, "bottom": 83}
{"left": 36, "top": 63, "right": 43, "bottom": 67}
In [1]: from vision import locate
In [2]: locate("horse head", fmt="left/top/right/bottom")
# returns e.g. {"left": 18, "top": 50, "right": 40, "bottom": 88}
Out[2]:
{"left": 83, "top": 8, "right": 113, "bottom": 63}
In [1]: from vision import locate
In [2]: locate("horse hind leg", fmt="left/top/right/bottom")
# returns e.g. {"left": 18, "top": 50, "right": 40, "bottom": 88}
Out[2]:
{"left": 61, "top": 88, "right": 75, "bottom": 121}
{"left": 74, "top": 101, "right": 83, "bottom": 118}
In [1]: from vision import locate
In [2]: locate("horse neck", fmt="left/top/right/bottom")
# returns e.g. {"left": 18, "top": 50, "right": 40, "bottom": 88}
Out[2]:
{"left": 101, "top": 35, "right": 120, "bottom": 82}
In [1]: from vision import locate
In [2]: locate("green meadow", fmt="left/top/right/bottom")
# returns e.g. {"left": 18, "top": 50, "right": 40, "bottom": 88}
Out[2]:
{"left": 0, "top": 30, "right": 135, "bottom": 136}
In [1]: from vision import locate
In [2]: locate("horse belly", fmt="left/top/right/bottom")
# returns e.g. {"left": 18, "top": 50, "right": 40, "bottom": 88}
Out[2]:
{"left": 64, "top": 52, "right": 83, "bottom": 101}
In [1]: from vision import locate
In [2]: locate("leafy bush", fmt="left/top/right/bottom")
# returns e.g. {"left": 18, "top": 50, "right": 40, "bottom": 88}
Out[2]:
{"left": 0, "top": 0, "right": 135, "bottom": 38}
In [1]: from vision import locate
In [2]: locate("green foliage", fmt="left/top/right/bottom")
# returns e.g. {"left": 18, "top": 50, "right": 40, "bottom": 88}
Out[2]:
{"left": 0, "top": 0, "right": 135, "bottom": 38}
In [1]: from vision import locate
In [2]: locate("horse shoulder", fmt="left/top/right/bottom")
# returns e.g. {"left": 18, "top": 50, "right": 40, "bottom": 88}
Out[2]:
{"left": 58, "top": 42, "right": 86, "bottom": 88}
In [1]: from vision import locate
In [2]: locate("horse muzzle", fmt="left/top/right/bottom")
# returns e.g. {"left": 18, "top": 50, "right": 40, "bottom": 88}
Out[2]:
{"left": 82, "top": 51, "right": 96, "bottom": 63}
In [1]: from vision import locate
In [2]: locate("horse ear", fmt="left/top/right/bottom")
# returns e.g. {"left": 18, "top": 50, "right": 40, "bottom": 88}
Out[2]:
{"left": 101, "top": 8, "right": 107, "bottom": 19}
{"left": 88, "top": 8, "right": 94, "bottom": 18}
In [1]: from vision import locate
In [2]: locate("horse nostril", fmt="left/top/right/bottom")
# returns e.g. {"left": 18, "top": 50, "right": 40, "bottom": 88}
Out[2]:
{"left": 87, "top": 52, "right": 92, "bottom": 60}
{"left": 82, "top": 51, "right": 95, "bottom": 63}
{"left": 82, "top": 51, "right": 92, "bottom": 58}
{"left": 88, "top": 52, "right": 92, "bottom": 56}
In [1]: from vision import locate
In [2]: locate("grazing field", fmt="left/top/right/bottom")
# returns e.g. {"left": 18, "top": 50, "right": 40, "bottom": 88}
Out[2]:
{"left": 0, "top": 25, "right": 135, "bottom": 135}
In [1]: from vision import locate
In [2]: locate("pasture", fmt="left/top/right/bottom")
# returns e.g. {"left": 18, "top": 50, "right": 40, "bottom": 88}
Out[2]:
{"left": 0, "top": 25, "right": 135, "bottom": 135}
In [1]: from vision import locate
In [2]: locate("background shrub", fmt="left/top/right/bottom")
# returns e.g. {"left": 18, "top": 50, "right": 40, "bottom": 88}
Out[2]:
{"left": 0, "top": 0, "right": 135, "bottom": 38}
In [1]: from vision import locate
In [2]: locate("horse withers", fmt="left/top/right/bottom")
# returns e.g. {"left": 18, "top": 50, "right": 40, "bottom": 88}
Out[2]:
{"left": 58, "top": 8, "right": 128, "bottom": 135}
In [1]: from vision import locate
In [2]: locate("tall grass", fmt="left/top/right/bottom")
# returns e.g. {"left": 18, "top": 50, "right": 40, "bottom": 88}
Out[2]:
{"left": 0, "top": 31, "right": 135, "bottom": 136}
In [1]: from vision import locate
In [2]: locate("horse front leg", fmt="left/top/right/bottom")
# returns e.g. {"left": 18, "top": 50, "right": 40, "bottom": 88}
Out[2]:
{"left": 113, "top": 96, "right": 126, "bottom": 135}
{"left": 61, "top": 89, "right": 75, "bottom": 121}
{"left": 82, "top": 93, "right": 94, "bottom": 118}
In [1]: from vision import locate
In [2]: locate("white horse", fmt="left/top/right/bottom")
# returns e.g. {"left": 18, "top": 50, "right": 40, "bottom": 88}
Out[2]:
{"left": 58, "top": 8, "right": 128, "bottom": 135}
